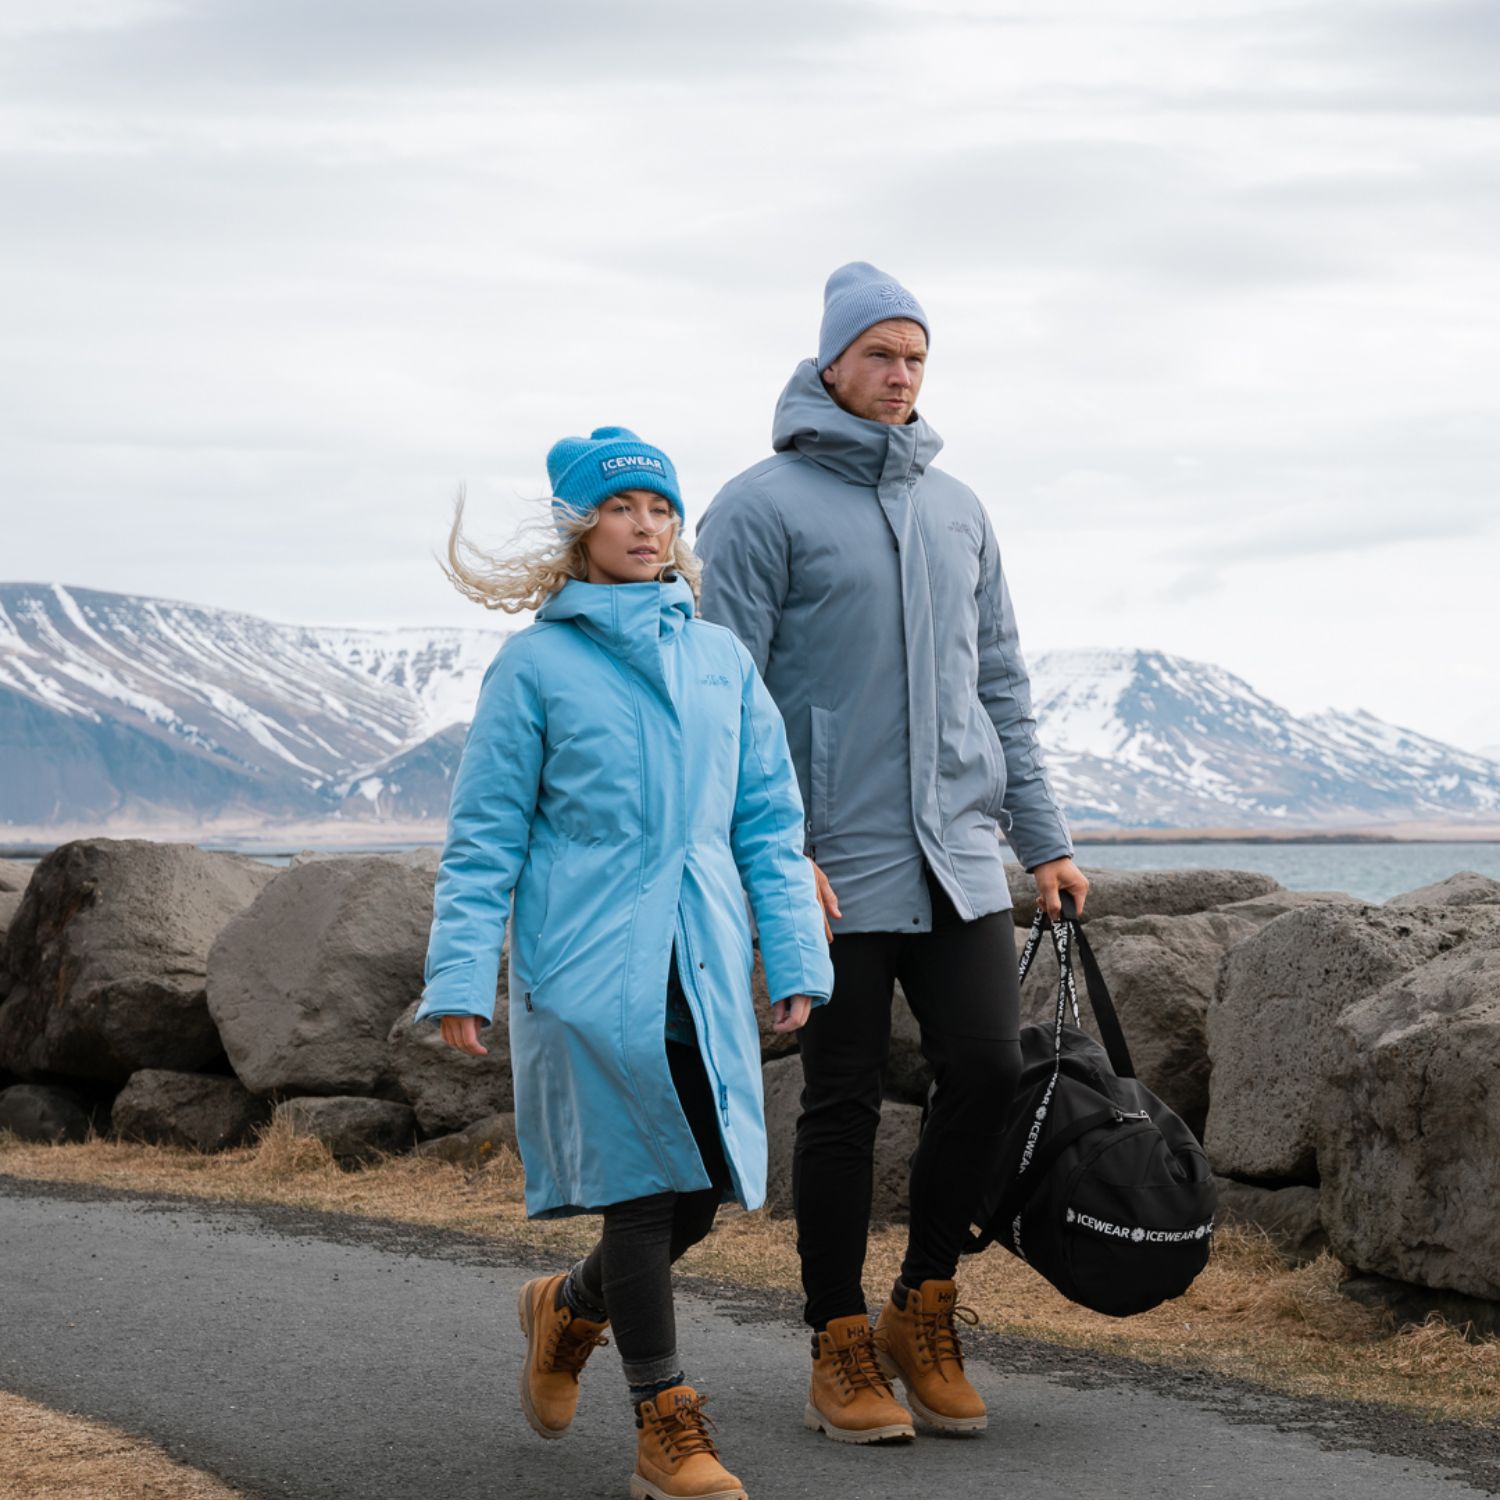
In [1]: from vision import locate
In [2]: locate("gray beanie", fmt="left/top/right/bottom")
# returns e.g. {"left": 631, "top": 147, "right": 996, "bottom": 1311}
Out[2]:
{"left": 817, "top": 261, "right": 929, "bottom": 371}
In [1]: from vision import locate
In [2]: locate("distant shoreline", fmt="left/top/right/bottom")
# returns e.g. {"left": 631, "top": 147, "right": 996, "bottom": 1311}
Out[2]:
{"left": 5, "top": 829, "right": 1500, "bottom": 861}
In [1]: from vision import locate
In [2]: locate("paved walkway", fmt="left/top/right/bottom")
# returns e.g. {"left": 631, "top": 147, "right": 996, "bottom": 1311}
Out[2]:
{"left": 2, "top": 1175, "right": 1495, "bottom": 1499}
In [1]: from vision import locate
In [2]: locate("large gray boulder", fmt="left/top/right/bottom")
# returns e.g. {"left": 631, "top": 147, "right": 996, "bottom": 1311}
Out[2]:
{"left": 1318, "top": 942, "right": 1500, "bottom": 1301}
{"left": 0, "top": 840, "right": 274, "bottom": 1084}
{"left": 1212, "top": 888, "right": 1360, "bottom": 923}
{"left": 274, "top": 1095, "right": 416, "bottom": 1164}
{"left": 1020, "top": 911, "right": 1259, "bottom": 1137}
{"left": 762, "top": 1054, "right": 919, "bottom": 1221}
{"left": 1385, "top": 871, "right": 1500, "bottom": 909}
{"left": 1206, "top": 904, "right": 1500, "bottom": 1183}
{"left": 112, "top": 1068, "right": 271, "bottom": 1153}
{"left": 1006, "top": 865, "right": 1280, "bottom": 925}
{"left": 389, "top": 991, "right": 511, "bottom": 1135}
{"left": 0, "top": 1082, "right": 94, "bottom": 1143}
{"left": 207, "top": 857, "right": 436, "bottom": 1099}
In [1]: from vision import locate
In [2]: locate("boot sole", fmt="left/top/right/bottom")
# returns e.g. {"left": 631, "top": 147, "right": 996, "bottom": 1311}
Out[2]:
{"left": 875, "top": 1353, "right": 987, "bottom": 1434}
{"left": 516, "top": 1282, "right": 567, "bottom": 1441}
{"left": 629, "top": 1477, "right": 746, "bottom": 1500}
{"left": 802, "top": 1402, "right": 915, "bottom": 1444}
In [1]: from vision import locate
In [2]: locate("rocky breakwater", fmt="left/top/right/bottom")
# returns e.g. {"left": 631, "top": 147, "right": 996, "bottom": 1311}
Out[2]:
{"left": 4, "top": 838, "right": 1499, "bottom": 1337}
{"left": 1207, "top": 871, "right": 1500, "bottom": 1330}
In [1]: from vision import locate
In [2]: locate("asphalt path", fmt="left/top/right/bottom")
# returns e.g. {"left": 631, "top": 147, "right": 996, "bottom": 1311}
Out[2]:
{"left": 3, "top": 1174, "right": 1497, "bottom": 1500}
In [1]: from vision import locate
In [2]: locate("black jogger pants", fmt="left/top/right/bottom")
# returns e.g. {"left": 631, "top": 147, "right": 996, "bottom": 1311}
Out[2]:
{"left": 792, "top": 864, "right": 1022, "bottom": 1330}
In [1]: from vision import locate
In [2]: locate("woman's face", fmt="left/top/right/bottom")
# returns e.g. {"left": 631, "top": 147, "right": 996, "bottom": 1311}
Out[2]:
{"left": 583, "top": 488, "right": 677, "bottom": 585}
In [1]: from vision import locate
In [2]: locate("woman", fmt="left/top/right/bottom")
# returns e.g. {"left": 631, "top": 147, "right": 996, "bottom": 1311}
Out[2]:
{"left": 415, "top": 426, "right": 833, "bottom": 1500}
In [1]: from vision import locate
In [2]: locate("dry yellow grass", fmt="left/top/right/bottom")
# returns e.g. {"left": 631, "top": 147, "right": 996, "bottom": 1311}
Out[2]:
{"left": 0, "top": 1389, "right": 245, "bottom": 1499}
{"left": 4, "top": 1123, "right": 1497, "bottom": 1427}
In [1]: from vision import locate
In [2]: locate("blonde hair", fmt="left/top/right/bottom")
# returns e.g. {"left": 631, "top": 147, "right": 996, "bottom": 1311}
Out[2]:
{"left": 440, "top": 488, "right": 702, "bottom": 615}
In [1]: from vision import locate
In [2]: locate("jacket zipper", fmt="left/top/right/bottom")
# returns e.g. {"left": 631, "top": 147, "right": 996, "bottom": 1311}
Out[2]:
{"left": 676, "top": 916, "right": 731, "bottom": 1128}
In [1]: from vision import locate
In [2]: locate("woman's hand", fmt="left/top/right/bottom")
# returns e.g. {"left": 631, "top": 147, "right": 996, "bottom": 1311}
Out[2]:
{"left": 771, "top": 995, "right": 814, "bottom": 1033}
{"left": 439, "top": 1015, "right": 489, "bottom": 1056}
{"left": 810, "top": 858, "right": 841, "bottom": 942}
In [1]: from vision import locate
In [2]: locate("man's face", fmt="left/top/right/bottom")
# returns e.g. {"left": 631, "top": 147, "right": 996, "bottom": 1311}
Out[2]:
{"left": 820, "top": 318, "right": 928, "bottom": 425}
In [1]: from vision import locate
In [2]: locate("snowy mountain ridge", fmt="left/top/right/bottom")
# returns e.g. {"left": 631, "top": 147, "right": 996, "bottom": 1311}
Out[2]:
{"left": 2, "top": 582, "right": 1495, "bottom": 833}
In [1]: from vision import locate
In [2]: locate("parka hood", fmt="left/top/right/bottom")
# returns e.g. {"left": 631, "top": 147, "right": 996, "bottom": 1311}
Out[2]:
{"left": 770, "top": 357, "right": 944, "bottom": 488}
{"left": 538, "top": 575, "right": 696, "bottom": 645}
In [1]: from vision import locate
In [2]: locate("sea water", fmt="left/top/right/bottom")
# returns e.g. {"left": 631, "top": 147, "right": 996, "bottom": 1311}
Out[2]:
{"left": 1037, "top": 841, "right": 1500, "bottom": 904}
{"left": 5, "top": 840, "right": 1498, "bottom": 906}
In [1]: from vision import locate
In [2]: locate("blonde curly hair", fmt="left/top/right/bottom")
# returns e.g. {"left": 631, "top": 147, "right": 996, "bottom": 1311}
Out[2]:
{"left": 440, "top": 488, "right": 702, "bottom": 615}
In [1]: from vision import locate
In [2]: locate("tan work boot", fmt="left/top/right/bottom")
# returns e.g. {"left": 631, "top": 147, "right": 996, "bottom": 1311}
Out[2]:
{"left": 874, "top": 1278, "right": 986, "bottom": 1433}
{"left": 516, "top": 1273, "right": 609, "bottom": 1440}
{"left": 630, "top": 1385, "right": 746, "bottom": 1500}
{"left": 803, "top": 1313, "right": 915, "bottom": 1444}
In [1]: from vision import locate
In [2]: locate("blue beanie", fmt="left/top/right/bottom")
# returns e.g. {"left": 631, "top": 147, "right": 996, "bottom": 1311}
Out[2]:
{"left": 545, "top": 426, "right": 684, "bottom": 526}
{"left": 817, "top": 261, "right": 929, "bottom": 371}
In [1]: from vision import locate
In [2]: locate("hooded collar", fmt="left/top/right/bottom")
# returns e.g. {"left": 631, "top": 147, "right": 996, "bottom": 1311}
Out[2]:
{"left": 770, "top": 357, "right": 944, "bottom": 489}
{"left": 537, "top": 574, "right": 696, "bottom": 655}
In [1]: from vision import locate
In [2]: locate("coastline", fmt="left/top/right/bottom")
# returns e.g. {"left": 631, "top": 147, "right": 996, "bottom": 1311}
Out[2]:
{"left": 7, "top": 822, "right": 1500, "bottom": 861}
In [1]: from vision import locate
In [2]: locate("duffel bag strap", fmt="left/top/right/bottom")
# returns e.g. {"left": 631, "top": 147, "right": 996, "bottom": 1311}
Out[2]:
{"left": 1059, "top": 891, "right": 1137, "bottom": 1081}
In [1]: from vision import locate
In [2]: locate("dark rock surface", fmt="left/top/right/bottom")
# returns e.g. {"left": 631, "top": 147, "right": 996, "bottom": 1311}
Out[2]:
{"left": 1340, "top": 1273, "right": 1500, "bottom": 1341}
{"left": 1007, "top": 865, "right": 1280, "bottom": 925}
{"left": 207, "top": 857, "right": 434, "bottom": 1099}
{"left": 1212, "top": 1176, "right": 1327, "bottom": 1265}
{"left": 1205, "top": 903, "right": 1498, "bottom": 1182}
{"left": 0, "top": 1082, "right": 94, "bottom": 1144}
{"left": 111, "top": 1069, "right": 270, "bottom": 1153}
{"left": 0, "top": 839, "right": 273, "bottom": 1083}
{"left": 414, "top": 1111, "right": 519, "bottom": 1169}
{"left": 389, "top": 992, "right": 510, "bottom": 1136}
{"left": 1319, "top": 940, "right": 1500, "bottom": 1301}
{"left": 1385, "top": 871, "right": 1500, "bottom": 909}
{"left": 273, "top": 1096, "right": 417, "bottom": 1164}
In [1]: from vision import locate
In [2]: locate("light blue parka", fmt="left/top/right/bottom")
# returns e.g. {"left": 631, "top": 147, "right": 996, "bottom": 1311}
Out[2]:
{"left": 696, "top": 360, "right": 1073, "bottom": 934}
{"left": 414, "top": 575, "right": 833, "bottom": 1219}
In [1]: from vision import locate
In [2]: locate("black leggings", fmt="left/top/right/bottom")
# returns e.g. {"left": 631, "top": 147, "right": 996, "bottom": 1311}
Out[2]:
{"left": 793, "top": 865, "right": 1022, "bottom": 1330}
{"left": 573, "top": 1035, "right": 732, "bottom": 1384}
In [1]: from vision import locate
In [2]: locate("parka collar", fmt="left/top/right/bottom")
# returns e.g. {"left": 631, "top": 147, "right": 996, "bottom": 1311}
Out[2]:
{"left": 538, "top": 575, "right": 696, "bottom": 651}
{"left": 770, "top": 357, "right": 944, "bottom": 489}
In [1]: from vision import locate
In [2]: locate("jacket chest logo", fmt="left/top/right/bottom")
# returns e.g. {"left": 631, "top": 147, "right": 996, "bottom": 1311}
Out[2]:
{"left": 700, "top": 673, "right": 732, "bottom": 688}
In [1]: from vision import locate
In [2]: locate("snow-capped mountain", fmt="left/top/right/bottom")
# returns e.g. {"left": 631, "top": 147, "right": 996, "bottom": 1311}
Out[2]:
{"left": 2, "top": 583, "right": 1495, "bottom": 835}
{"left": 1028, "top": 649, "right": 1500, "bottom": 828}
{"left": 0, "top": 583, "right": 505, "bottom": 827}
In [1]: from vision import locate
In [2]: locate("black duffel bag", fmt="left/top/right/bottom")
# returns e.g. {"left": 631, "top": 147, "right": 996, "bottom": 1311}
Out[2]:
{"left": 962, "top": 892, "right": 1216, "bottom": 1317}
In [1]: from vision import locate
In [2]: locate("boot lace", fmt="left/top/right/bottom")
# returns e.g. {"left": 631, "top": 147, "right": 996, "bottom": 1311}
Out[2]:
{"left": 648, "top": 1391, "right": 722, "bottom": 1461}
{"left": 915, "top": 1301, "right": 979, "bottom": 1380}
{"left": 836, "top": 1326, "right": 898, "bottom": 1398}
{"left": 545, "top": 1313, "right": 610, "bottom": 1375}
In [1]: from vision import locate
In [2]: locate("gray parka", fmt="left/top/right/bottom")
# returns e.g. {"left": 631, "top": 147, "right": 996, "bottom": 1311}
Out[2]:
{"left": 695, "top": 359, "right": 1073, "bottom": 934}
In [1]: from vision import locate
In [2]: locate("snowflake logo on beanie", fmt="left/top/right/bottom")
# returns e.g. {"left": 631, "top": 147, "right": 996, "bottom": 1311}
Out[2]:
{"left": 877, "top": 285, "right": 918, "bottom": 312}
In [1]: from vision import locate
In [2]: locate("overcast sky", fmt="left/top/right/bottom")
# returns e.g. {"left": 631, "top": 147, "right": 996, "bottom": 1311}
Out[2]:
{"left": 2, "top": 0, "right": 1497, "bottom": 751}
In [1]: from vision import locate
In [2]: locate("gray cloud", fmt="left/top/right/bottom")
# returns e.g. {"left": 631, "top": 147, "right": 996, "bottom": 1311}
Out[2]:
{"left": 0, "top": 0, "right": 888, "bottom": 99}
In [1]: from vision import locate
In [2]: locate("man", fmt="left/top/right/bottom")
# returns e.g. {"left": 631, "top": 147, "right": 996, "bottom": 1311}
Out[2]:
{"left": 695, "top": 261, "right": 1088, "bottom": 1443}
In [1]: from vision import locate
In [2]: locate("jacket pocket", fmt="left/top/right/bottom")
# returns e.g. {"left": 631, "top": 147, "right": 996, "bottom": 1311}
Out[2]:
{"left": 980, "top": 716, "right": 1010, "bottom": 824}
{"left": 809, "top": 705, "right": 836, "bottom": 837}
{"left": 513, "top": 845, "right": 561, "bottom": 990}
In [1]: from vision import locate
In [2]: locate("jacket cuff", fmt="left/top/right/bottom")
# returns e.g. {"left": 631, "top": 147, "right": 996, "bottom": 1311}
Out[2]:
{"left": 413, "top": 958, "right": 496, "bottom": 1027}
